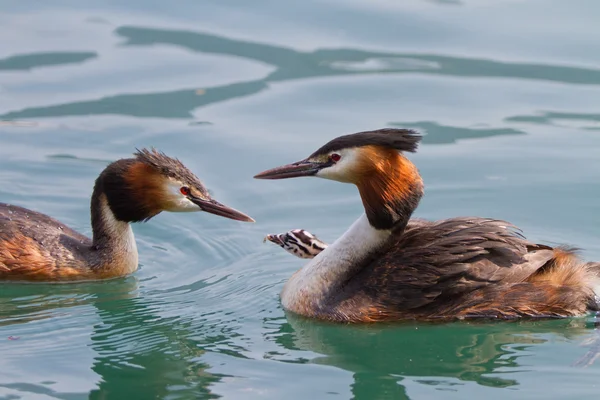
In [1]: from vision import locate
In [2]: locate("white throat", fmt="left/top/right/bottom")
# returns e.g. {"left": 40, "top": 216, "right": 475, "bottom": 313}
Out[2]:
{"left": 98, "top": 195, "right": 139, "bottom": 275}
{"left": 281, "top": 213, "right": 391, "bottom": 315}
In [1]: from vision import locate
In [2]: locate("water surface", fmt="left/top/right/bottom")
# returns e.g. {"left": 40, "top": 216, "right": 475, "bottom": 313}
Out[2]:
{"left": 2, "top": 1, "right": 600, "bottom": 399}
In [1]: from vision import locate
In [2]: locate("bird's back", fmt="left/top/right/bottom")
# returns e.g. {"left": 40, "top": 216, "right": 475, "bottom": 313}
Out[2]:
{"left": 0, "top": 203, "right": 93, "bottom": 280}
{"left": 326, "top": 217, "right": 598, "bottom": 321}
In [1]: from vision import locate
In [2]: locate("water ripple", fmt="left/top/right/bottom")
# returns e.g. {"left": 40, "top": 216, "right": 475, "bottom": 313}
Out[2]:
{"left": 3, "top": 26, "right": 600, "bottom": 121}
{"left": 0, "top": 52, "right": 97, "bottom": 71}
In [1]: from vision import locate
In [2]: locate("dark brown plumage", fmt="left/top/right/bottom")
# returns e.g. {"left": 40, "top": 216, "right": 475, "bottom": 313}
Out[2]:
{"left": 134, "top": 148, "right": 208, "bottom": 193}
{"left": 0, "top": 203, "right": 95, "bottom": 281}
{"left": 324, "top": 218, "right": 600, "bottom": 322}
{"left": 309, "top": 128, "right": 421, "bottom": 159}
{"left": 256, "top": 128, "right": 600, "bottom": 323}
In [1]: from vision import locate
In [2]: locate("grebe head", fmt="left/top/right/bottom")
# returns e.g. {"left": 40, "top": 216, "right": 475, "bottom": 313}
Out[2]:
{"left": 96, "top": 148, "right": 254, "bottom": 223}
{"left": 253, "top": 128, "right": 421, "bottom": 183}
{"left": 254, "top": 129, "right": 423, "bottom": 230}
{"left": 264, "top": 229, "right": 327, "bottom": 259}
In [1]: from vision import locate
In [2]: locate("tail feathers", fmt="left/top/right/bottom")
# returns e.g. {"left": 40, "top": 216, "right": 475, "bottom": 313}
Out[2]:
{"left": 525, "top": 247, "right": 600, "bottom": 313}
{"left": 582, "top": 262, "right": 600, "bottom": 311}
{"left": 584, "top": 261, "right": 600, "bottom": 276}
{"left": 527, "top": 247, "right": 594, "bottom": 286}
{"left": 446, "top": 281, "right": 594, "bottom": 319}
{"left": 446, "top": 248, "right": 600, "bottom": 319}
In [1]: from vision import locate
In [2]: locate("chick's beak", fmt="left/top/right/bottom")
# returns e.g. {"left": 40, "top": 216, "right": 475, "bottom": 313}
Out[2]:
{"left": 253, "top": 159, "right": 329, "bottom": 180}
{"left": 191, "top": 197, "right": 254, "bottom": 222}
{"left": 264, "top": 233, "right": 284, "bottom": 245}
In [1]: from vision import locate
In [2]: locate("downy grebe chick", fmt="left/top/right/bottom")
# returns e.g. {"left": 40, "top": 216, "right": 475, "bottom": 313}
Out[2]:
{"left": 255, "top": 128, "right": 600, "bottom": 323}
{"left": 264, "top": 230, "right": 328, "bottom": 259}
{"left": 0, "top": 148, "right": 254, "bottom": 282}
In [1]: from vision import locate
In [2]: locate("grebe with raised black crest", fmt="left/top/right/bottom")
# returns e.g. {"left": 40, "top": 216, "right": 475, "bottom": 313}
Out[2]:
{"left": 256, "top": 129, "right": 600, "bottom": 322}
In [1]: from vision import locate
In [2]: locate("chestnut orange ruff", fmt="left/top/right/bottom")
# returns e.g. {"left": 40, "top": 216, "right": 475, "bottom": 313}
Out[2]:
{"left": 256, "top": 128, "right": 600, "bottom": 323}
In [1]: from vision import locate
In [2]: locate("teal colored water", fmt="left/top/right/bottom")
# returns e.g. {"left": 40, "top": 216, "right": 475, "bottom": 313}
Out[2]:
{"left": 2, "top": 1, "right": 600, "bottom": 399}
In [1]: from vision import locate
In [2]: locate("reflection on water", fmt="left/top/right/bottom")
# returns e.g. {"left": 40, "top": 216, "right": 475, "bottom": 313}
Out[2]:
{"left": 89, "top": 294, "right": 220, "bottom": 399}
{"left": 0, "top": 52, "right": 97, "bottom": 71}
{"left": 272, "top": 313, "right": 600, "bottom": 399}
{"left": 3, "top": 26, "right": 600, "bottom": 120}
{"left": 0, "top": 279, "right": 136, "bottom": 328}
{"left": 506, "top": 111, "right": 600, "bottom": 129}
{"left": 2, "top": 2, "right": 600, "bottom": 398}
{"left": 0, "top": 279, "right": 226, "bottom": 399}
{"left": 389, "top": 121, "right": 525, "bottom": 144}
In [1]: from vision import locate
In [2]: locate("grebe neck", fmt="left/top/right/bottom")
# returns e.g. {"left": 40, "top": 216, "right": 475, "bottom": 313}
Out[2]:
{"left": 281, "top": 214, "right": 391, "bottom": 315}
{"left": 89, "top": 176, "right": 138, "bottom": 275}
{"left": 355, "top": 150, "right": 423, "bottom": 231}
{"left": 281, "top": 150, "right": 424, "bottom": 316}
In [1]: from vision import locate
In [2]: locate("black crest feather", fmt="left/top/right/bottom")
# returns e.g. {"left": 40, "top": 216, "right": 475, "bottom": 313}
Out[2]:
{"left": 134, "top": 148, "right": 206, "bottom": 191}
{"left": 309, "top": 128, "right": 422, "bottom": 158}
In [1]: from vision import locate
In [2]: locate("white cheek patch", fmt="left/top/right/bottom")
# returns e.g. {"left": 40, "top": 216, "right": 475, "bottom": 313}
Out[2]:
{"left": 165, "top": 181, "right": 202, "bottom": 212}
{"left": 316, "top": 148, "right": 360, "bottom": 182}
{"left": 317, "top": 164, "right": 342, "bottom": 180}
{"left": 174, "top": 197, "right": 201, "bottom": 212}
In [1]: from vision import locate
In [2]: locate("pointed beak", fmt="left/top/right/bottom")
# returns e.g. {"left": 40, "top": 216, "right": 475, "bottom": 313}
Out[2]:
{"left": 264, "top": 233, "right": 284, "bottom": 246}
{"left": 191, "top": 197, "right": 255, "bottom": 222}
{"left": 254, "top": 159, "right": 329, "bottom": 180}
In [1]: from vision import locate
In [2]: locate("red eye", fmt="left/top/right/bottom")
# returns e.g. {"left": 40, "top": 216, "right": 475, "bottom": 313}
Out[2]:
{"left": 330, "top": 153, "right": 341, "bottom": 162}
{"left": 180, "top": 186, "right": 190, "bottom": 196}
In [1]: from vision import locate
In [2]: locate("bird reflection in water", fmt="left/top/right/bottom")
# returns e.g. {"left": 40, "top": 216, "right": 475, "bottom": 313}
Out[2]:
{"left": 263, "top": 312, "right": 600, "bottom": 399}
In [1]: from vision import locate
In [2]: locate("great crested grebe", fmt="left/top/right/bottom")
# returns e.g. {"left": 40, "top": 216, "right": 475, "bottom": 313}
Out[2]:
{"left": 0, "top": 148, "right": 254, "bottom": 282}
{"left": 255, "top": 128, "right": 600, "bottom": 322}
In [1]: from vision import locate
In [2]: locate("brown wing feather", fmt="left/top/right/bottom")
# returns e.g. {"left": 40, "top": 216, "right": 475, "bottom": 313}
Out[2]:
{"left": 327, "top": 217, "right": 595, "bottom": 321}
{"left": 0, "top": 203, "right": 93, "bottom": 280}
{"left": 440, "top": 280, "right": 594, "bottom": 320}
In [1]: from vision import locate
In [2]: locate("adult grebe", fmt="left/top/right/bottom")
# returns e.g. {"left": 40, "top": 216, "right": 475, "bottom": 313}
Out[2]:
{"left": 255, "top": 129, "right": 600, "bottom": 322}
{"left": 0, "top": 148, "right": 254, "bottom": 282}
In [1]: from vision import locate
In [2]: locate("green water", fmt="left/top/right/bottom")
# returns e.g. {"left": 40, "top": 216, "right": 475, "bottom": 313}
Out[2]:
{"left": 2, "top": 1, "right": 600, "bottom": 399}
